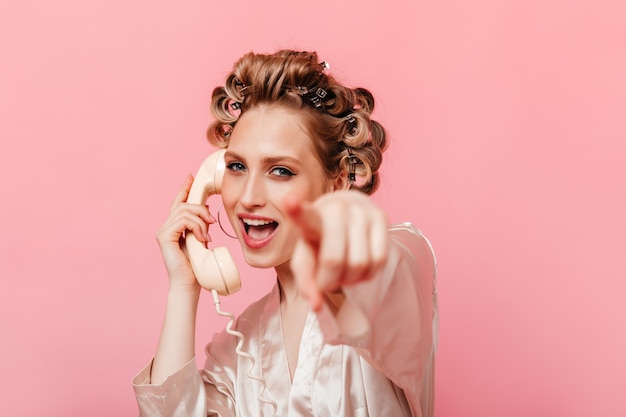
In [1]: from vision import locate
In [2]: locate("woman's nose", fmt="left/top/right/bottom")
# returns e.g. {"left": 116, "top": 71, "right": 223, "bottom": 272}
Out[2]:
{"left": 239, "top": 173, "right": 266, "bottom": 208}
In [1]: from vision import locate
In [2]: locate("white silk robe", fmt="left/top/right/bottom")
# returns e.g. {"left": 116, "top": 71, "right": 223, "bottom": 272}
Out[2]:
{"left": 133, "top": 223, "right": 438, "bottom": 417}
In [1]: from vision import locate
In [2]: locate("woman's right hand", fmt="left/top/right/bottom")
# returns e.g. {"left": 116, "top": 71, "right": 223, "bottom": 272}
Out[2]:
{"left": 156, "top": 174, "right": 215, "bottom": 291}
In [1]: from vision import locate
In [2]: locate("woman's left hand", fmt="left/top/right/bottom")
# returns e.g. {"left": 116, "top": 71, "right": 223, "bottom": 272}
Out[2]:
{"left": 285, "top": 190, "right": 389, "bottom": 311}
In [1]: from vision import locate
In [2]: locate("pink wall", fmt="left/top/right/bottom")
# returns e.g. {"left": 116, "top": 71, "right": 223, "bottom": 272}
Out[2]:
{"left": 1, "top": 1, "right": 624, "bottom": 416}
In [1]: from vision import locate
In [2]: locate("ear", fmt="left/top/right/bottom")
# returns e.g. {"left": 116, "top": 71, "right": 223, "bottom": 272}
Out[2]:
{"left": 331, "top": 171, "right": 351, "bottom": 192}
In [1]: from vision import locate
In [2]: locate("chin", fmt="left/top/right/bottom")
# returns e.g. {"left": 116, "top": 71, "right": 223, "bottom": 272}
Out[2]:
{"left": 241, "top": 250, "right": 289, "bottom": 270}
{"left": 244, "top": 254, "right": 284, "bottom": 269}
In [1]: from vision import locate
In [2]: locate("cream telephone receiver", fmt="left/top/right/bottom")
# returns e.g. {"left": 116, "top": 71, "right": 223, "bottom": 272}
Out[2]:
{"left": 185, "top": 149, "right": 241, "bottom": 296}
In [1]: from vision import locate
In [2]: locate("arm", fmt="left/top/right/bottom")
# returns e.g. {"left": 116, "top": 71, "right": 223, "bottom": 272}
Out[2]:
{"left": 131, "top": 175, "right": 214, "bottom": 416}
{"left": 150, "top": 174, "right": 212, "bottom": 383}
{"left": 151, "top": 286, "right": 201, "bottom": 384}
{"left": 316, "top": 224, "right": 438, "bottom": 417}
{"left": 132, "top": 330, "right": 239, "bottom": 417}
{"left": 286, "top": 192, "right": 437, "bottom": 416}
{"left": 133, "top": 357, "right": 207, "bottom": 417}
{"left": 317, "top": 224, "right": 438, "bottom": 384}
{"left": 286, "top": 191, "right": 437, "bottom": 354}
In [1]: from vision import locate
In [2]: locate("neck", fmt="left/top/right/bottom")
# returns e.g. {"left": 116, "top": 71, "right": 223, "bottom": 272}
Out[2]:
{"left": 275, "top": 262, "right": 305, "bottom": 306}
{"left": 275, "top": 263, "right": 345, "bottom": 312}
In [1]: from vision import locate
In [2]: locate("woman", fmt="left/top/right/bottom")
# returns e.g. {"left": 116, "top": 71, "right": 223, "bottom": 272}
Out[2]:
{"left": 133, "top": 50, "right": 438, "bottom": 417}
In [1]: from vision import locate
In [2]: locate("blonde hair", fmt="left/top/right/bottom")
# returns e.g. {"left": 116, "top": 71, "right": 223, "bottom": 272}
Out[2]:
{"left": 207, "top": 50, "right": 388, "bottom": 195}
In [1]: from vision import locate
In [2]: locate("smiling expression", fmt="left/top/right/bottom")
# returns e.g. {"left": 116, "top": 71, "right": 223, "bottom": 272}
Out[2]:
{"left": 221, "top": 104, "right": 336, "bottom": 270}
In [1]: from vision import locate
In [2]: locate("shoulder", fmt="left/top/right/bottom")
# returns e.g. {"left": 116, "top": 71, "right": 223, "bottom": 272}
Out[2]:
{"left": 231, "top": 284, "right": 278, "bottom": 333}
{"left": 388, "top": 222, "right": 437, "bottom": 273}
{"left": 389, "top": 222, "right": 434, "bottom": 251}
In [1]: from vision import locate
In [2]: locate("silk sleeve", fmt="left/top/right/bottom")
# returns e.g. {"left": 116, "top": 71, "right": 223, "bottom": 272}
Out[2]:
{"left": 131, "top": 326, "right": 240, "bottom": 417}
{"left": 132, "top": 357, "right": 208, "bottom": 417}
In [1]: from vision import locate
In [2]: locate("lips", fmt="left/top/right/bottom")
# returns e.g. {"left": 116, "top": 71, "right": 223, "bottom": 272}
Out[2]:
{"left": 239, "top": 215, "right": 278, "bottom": 248}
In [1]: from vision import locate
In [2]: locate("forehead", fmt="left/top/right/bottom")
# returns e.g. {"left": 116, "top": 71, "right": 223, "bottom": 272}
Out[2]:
{"left": 228, "top": 105, "right": 316, "bottom": 155}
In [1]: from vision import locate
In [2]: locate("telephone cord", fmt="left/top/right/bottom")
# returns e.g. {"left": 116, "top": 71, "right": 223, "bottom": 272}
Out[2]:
{"left": 211, "top": 289, "right": 278, "bottom": 416}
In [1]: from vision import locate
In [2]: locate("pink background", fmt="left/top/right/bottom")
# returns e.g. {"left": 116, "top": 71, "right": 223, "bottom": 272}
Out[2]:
{"left": 1, "top": 1, "right": 624, "bottom": 416}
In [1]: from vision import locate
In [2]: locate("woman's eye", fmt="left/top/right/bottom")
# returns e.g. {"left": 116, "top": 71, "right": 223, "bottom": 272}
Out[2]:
{"left": 226, "top": 162, "right": 246, "bottom": 172}
{"left": 270, "top": 167, "right": 295, "bottom": 177}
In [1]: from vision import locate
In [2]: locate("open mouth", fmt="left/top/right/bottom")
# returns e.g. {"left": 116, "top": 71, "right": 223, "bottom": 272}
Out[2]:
{"left": 242, "top": 217, "right": 278, "bottom": 241}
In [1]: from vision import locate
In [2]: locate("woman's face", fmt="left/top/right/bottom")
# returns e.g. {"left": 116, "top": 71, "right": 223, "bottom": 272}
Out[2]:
{"left": 221, "top": 105, "right": 334, "bottom": 270}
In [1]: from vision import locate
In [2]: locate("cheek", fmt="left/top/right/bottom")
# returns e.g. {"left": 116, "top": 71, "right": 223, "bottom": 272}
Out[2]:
{"left": 279, "top": 174, "right": 329, "bottom": 202}
{"left": 220, "top": 176, "right": 238, "bottom": 211}
{"left": 304, "top": 181, "right": 331, "bottom": 202}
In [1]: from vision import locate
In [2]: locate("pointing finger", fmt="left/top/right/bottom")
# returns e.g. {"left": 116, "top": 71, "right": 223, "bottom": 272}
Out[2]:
{"left": 284, "top": 195, "right": 325, "bottom": 310}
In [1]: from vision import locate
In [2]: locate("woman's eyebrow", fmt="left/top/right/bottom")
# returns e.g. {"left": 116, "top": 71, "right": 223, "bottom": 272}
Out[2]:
{"left": 224, "top": 151, "right": 301, "bottom": 166}
{"left": 262, "top": 156, "right": 301, "bottom": 165}
{"left": 223, "top": 150, "right": 243, "bottom": 160}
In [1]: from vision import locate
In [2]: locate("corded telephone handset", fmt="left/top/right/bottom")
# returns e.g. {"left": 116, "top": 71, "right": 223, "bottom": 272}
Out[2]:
{"left": 184, "top": 149, "right": 241, "bottom": 296}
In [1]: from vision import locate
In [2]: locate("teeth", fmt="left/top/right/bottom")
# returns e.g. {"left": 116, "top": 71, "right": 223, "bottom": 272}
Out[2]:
{"left": 242, "top": 218, "right": 274, "bottom": 226}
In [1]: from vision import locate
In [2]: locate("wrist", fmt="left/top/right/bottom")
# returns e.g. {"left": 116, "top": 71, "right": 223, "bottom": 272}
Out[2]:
{"left": 167, "top": 281, "right": 202, "bottom": 299}
{"left": 164, "top": 285, "right": 201, "bottom": 321}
